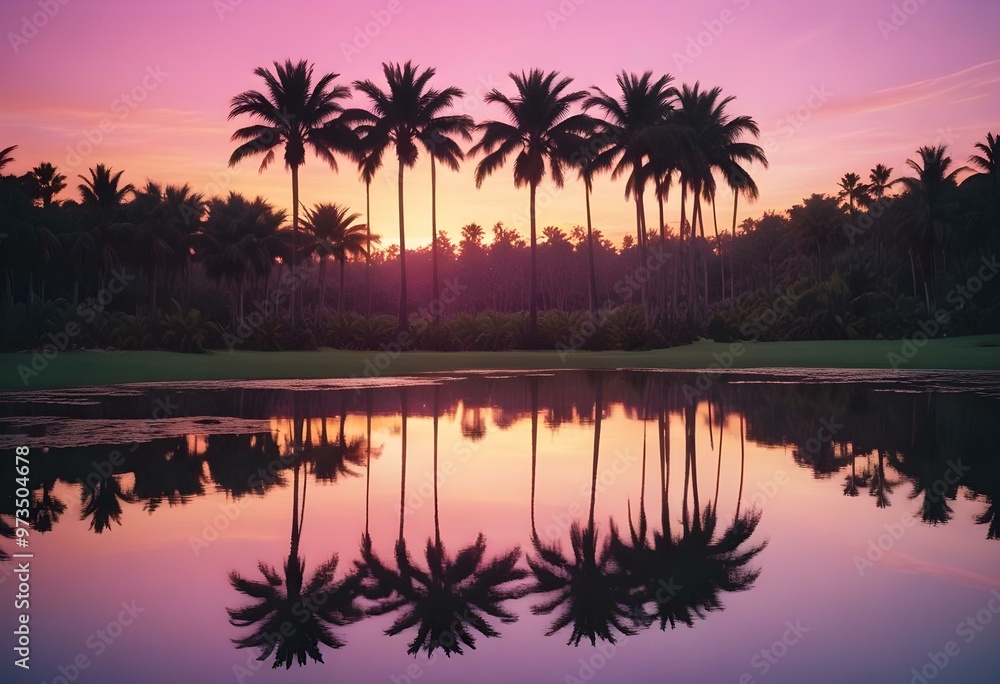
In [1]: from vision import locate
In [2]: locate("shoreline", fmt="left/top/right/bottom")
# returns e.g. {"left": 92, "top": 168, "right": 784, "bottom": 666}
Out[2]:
{"left": 2, "top": 335, "right": 999, "bottom": 391}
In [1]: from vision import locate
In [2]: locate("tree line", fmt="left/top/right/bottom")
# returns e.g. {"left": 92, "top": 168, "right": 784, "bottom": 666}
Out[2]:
{"left": 1, "top": 60, "right": 998, "bottom": 352}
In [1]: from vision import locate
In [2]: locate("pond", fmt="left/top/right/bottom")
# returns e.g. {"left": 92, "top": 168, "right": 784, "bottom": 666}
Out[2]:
{"left": 1, "top": 370, "right": 999, "bottom": 684}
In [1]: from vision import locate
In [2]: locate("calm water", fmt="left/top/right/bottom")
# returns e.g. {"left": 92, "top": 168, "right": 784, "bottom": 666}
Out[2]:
{"left": 1, "top": 370, "right": 999, "bottom": 684}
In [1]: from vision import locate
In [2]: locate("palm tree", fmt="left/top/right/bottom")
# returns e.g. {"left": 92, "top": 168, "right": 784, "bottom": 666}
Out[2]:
{"left": 471, "top": 69, "right": 595, "bottom": 335}
{"left": 892, "top": 145, "right": 968, "bottom": 309}
{"left": 357, "top": 153, "right": 380, "bottom": 317}
{"left": 29, "top": 162, "right": 67, "bottom": 207}
{"left": 715, "top": 111, "right": 767, "bottom": 301}
{"left": 969, "top": 132, "right": 1000, "bottom": 212}
{"left": 571, "top": 131, "right": 610, "bottom": 326}
{"left": 419, "top": 95, "right": 474, "bottom": 324}
{"left": 353, "top": 62, "right": 461, "bottom": 332}
{"left": 301, "top": 202, "right": 374, "bottom": 317}
{"left": 77, "top": 164, "right": 134, "bottom": 291}
{"left": 837, "top": 172, "right": 870, "bottom": 223}
{"left": 228, "top": 59, "right": 353, "bottom": 328}
{"left": 868, "top": 164, "right": 893, "bottom": 279}
{"left": 228, "top": 432, "right": 363, "bottom": 668}
{"left": 0, "top": 145, "right": 15, "bottom": 173}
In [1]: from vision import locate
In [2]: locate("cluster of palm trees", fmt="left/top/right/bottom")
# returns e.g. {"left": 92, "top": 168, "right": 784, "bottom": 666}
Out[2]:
{"left": 224, "top": 59, "right": 769, "bottom": 335}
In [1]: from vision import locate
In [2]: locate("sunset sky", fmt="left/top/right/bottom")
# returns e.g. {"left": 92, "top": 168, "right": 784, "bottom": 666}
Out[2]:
{"left": 2, "top": 0, "right": 998, "bottom": 249}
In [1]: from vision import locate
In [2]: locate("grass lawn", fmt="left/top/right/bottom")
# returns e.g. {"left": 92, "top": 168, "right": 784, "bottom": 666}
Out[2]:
{"left": 2, "top": 335, "right": 999, "bottom": 391}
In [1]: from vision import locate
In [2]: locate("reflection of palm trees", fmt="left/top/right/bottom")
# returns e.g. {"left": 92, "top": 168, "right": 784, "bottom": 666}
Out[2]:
{"left": 867, "top": 449, "right": 897, "bottom": 509}
{"left": 228, "top": 430, "right": 363, "bottom": 668}
{"left": 842, "top": 454, "right": 869, "bottom": 498}
{"left": 528, "top": 374, "right": 636, "bottom": 646}
{"left": 30, "top": 479, "right": 66, "bottom": 533}
{"left": 613, "top": 402, "right": 767, "bottom": 631}
{"left": 360, "top": 386, "right": 527, "bottom": 656}
{"left": 80, "top": 475, "right": 136, "bottom": 533}
{"left": 204, "top": 432, "right": 285, "bottom": 499}
{"left": 303, "top": 398, "right": 368, "bottom": 483}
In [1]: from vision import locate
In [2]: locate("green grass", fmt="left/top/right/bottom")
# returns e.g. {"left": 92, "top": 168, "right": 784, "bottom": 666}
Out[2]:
{"left": 2, "top": 335, "right": 999, "bottom": 391}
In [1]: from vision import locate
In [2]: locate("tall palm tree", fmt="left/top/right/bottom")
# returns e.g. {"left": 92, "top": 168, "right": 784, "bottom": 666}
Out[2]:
{"left": 571, "top": 131, "right": 610, "bottom": 326}
{"left": 892, "top": 145, "right": 968, "bottom": 309}
{"left": 357, "top": 153, "right": 381, "bottom": 317}
{"left": 868, "top": 164, "right": 893, "bottom": 279}
{"left": 419, "top": 96, "right": 474, "bottom": 324}
{"left": 715, "top": 111, "right": 767, "bottom": 301}
{"left": 471, "top": 69, "right": 595, "bottom": 335}
{"left": 228, "top": 59, "right": 353, "bottom": 327}
{"left": 353, "top": 62, "right": 461, "bottom": 332}
{"left": 585, "top": 72, "right": 677, "bottom": 250}
{"left": 301, "top": 202, "right": 374, "bottom": 316}
{"left": 837, "top": 172, "right": 870, "bottom": 223}
{"left": 29, "top": 162, "right": 67, "bottom": 207}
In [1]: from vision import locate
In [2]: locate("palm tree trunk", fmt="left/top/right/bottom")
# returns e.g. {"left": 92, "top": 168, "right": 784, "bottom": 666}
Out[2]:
{"left": 433, "top": 387, "right": 440, "bottom": 547}
{"left": 338, "top": 258, "right": 346, "bottom": 315}
{"left": 365, "top": 390, "right": 372, "bottom": 536}
{"left": 318, "top": 258, "right": 327, "bottom": 321}
{"left": 589, "top": 375, "right": 603, "bottom": 528}
{"left": 736, "top": 413, "right": 745, "bottom": 517}
{"left": 431, "top": 156, "right": 440, "bottom": 325}
{"left": 291, "top": 164, "right": 300, "bottom": 329}
{"left": 398, "top": 389, "right": 408, "bottom": 541}
{"left": 585, "top": 181, "right": 599, "bottom": 327}
{"left": 529, "top": 182, "right": 538, "bottom": 335}
{"left": 397, "top": 158, "right": 408, "bottom": 333}
{"left": 365, "top": 180, "right": 372, "bottom": 318}
{"left": 530, "top": 377, "right": 539, "bottom": 540}
{"left": 712, "top": 197, "right": 723, "bottom": 301}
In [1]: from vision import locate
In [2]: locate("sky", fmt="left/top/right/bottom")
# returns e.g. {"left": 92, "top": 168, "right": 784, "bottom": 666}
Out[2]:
{"left": 1, "top": 0, "right": 998, "bottom": 249}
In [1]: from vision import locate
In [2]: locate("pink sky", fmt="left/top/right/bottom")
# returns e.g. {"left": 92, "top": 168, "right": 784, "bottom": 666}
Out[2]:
{"left": 2, "top": 0, "right": 998, "bottom": 248}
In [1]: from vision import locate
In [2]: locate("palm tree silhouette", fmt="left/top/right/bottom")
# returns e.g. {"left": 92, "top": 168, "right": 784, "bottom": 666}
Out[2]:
{"left": 301, "top": 202, "right": 373, "bottom": 317}
{"left": 527, "top": 374, "right": 637, "bottom": 645}
{"left": 76, "top": 164, "right": 134, "bottom": 292}
{"left": 472, "top": 69, "right": 595, "bottom": 336}
{"left": 837, "top": 172, "right": 870, "bottom": 223}
{"left": 358, "top": 153, "right": 380, "bottom": 317}
{"left": 353, "top": 62, "right": 462, "bottom": 332}
{"left": 29, "top": 162, "right": 67, "bottom": 207}
{"left": 892, "top": 145, "right": 968, "bottom": 310}
{"left": 227, "top": 421, "right": 364, "bottom": 668}
{"left": 419, "top": 90, "right": 473, "bottom": 324}
{"left": 360, "top": 386, "right": 527, "bottom": 656}
{"left": 585, "top": 72, "right": 677, "bottom": 325}
{"left": 228, "top": 59, "right": 353, "bottom": 327}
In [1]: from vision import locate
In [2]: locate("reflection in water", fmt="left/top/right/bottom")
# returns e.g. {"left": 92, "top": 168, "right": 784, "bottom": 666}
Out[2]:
{"left": 227, "top": 419, "right": 364, "bottom": 668}
{"left": 80, "top": 475, "right": 136, "bottom": 533}
{"left": 360, "top": 387, "right": 528, "bottom": 656}
{"left": 528, "top": 374, "right": 638, "bottom": 646}
{"left": 2, "top": 371, "right": 999, "bottom": 674}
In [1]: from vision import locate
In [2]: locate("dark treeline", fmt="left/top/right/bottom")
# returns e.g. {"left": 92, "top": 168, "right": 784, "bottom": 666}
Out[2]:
{"left": 1, "top": 63, "right": 998, "bottom": 352}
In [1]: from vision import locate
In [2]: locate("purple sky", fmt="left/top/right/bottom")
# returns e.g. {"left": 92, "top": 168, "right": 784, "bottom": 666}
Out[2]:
{"left": 2, "top": 0, "right": 998, "bottom": 247}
